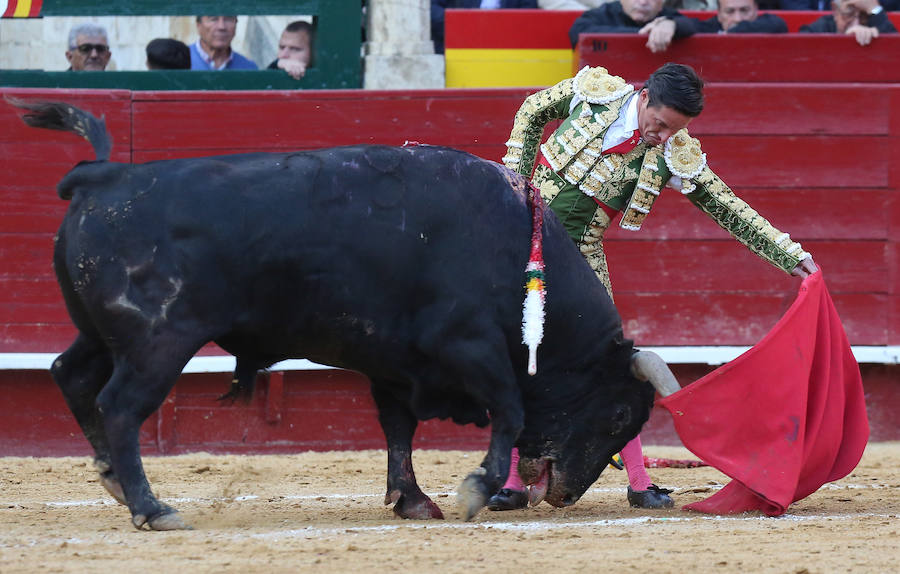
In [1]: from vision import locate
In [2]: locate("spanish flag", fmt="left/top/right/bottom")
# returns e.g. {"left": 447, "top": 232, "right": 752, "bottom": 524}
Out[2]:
{"left": 2, "top": 0, "right": 43, "bottom": 18}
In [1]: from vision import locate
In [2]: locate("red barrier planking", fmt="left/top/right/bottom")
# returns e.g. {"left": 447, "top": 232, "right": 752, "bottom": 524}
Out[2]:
{"left": 131, "top": 89, "right": 532, "bottom": 155}
{"left": 698, "top": 135, "right": 889, "bottom": 189}
{"left": 688, "top": 84, "right": 892, "bottom": 136}
{"left": 616, "top": 292, "right": 888, "bottom": 347}
{"left": 606, "top": 240, "right": 886, "bottom": 294}
{"left": 0, "top": 83, "right": 896, "bottom": 461}
{"left": 444, "top": 10, "right": 900, "bottom": 50}
{"left": 577, "top": 35, "right": 900, "bottom": 84}
{"left": 1, "top": 364, "right": 897, "bottom": 456}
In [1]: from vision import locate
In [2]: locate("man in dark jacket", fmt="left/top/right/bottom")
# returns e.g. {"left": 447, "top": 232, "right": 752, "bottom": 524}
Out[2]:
{"left": 681, "top": 0, "right": 788, "bottom": 34}
{"left": 569, "top": 0, "right": 695, "bottom": 52}
{"left": 800, "top": 0, "right": 896, "bottom": 46}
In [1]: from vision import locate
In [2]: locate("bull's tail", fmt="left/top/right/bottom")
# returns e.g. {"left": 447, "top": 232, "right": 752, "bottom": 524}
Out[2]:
{"left": 6, "top": 96, "right": 111, "bottom": 161}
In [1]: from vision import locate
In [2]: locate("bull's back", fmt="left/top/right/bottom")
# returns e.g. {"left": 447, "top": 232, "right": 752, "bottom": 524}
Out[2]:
{"left": 56, "top": 145, "right": 544, "bottom": 368}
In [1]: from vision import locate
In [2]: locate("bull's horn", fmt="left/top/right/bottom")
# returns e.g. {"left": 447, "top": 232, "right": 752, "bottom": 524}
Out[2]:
{"left": 630, "top": 351, "right": 681, "bottom": 397}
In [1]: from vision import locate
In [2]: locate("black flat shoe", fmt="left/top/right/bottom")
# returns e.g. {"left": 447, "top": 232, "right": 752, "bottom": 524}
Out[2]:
{"left": 487, "top": 488, "right": 529, "bottom": 511}
{"left": 627, "top": 484, "right": 674, "bottom": 509}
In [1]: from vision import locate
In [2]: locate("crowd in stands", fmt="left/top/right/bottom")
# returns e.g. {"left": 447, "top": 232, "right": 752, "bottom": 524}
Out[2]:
{"left": 64, "top": 16, "right": 314, "bottom": 78}
{"left": 430, "top": 0, "right": 897, "bottom": 53}
{"left": 62, "top": 3, "right": 897, "bottom": 76}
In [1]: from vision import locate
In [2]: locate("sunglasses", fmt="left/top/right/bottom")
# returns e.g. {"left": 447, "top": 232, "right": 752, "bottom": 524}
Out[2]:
{"left": 75, "top": 43, "right": 109, "bottom": 55}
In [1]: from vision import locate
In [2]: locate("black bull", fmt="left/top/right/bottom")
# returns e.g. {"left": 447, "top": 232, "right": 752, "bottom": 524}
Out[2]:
{"left": 13, "top": 100, "right": 654, "bottom": 530}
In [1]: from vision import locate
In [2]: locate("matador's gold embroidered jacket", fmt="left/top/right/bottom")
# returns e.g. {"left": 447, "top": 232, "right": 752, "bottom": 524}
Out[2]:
{"left": 502, "top": 66, "right": 811, "bottom": 274}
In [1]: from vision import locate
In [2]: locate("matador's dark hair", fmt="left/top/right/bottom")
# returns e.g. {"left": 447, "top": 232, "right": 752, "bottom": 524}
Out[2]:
{"left": 644, "top": 63, "right": 705, "bottom": 118}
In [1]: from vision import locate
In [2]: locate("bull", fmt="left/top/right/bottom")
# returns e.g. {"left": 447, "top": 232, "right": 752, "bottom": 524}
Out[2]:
{"left": 12, "top": 99, "right": 673, "bottom": 531}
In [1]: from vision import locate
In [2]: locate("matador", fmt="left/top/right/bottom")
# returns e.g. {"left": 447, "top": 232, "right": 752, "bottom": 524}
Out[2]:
{"left": 488, "top": 63, "right": 818, "bottom": 512}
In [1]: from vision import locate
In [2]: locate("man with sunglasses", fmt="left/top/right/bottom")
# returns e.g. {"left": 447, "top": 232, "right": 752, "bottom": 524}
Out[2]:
{"left": 65, "top": 23, "right": 111, "bottom": 71}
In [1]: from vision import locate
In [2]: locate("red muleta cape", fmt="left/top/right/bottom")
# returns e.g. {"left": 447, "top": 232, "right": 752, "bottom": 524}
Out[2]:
{"left": 658, "top": 271, "right": 869, "bottom": 515}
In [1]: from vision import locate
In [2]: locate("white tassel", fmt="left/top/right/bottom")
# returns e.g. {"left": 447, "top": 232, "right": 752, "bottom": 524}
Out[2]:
{"left": 522, "top": 287, "right": 545, "bottom": 375}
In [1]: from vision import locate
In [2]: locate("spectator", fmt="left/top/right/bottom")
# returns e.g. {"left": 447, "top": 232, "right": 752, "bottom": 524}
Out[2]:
{"left": 65, "top": 23, "right": 111, "bottom": 71}
{"left": 267, "top": 21, "right": 314, "bottom": 80}
{"left": 568, "top": 0, "right": 694, "bottom": 52}
{"left": 190, "top": 16, "right": 258, "bottom": 70}
{"left": 431, "top": 0, "right": 539, "bottom": 54}
{"left": 146, "top": 38, "right": 191, "bottom": 70}
{"left": 800, "top": 0, "right": 896, "bottom": 46}
{"left": 680, "top": 0, "right": 787, "bottom": 33}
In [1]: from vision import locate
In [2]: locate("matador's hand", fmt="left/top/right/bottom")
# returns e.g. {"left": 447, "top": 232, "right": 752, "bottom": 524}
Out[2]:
{"left": 791, "top": 257, "right": 819, "bottom": 278}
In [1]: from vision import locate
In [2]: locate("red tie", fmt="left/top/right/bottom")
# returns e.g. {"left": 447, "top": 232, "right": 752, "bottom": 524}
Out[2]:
{"left": 603, "top": 133, "right": 641, "bottom": 156}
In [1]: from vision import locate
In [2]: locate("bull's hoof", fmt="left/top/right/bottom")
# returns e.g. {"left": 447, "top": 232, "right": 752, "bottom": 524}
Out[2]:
{"left": 386, "top": 489, "right": 444, "bottom": 520}
{"left": 94, "top": 459, "right": 127, "bottom": 505}
{"left": 132, "top": 510, "right": 192, "bottom": 531}
{"left": 99, "top": 473, "right": 127, "bottom": 505}
{"left": 457, "top": 468, "right": 490, "bottom": 521}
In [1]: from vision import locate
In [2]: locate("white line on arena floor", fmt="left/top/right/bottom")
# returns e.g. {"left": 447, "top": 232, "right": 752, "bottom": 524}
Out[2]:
{"left": 3, "top": 512, "right": 898, "bottom": 550}
{"left": 239, "top": 512, "right": 900, "bottom": 541}
{"left": 1, "top": 482, "right": 889, "bottom": 509}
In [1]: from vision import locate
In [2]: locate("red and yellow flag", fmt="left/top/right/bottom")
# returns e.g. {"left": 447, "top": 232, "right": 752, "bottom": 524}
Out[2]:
{"left": 1, "top": 0, "right": 43, "bottom": 18}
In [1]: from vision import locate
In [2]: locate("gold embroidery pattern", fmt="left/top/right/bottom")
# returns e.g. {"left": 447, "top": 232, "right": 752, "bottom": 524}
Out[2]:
{"left": 539, "top": 93, "right": 630, "bottom": 179}
{"left": 532, "top": 164, "right": 564, "bottom": 204}
{"left": 688, "top": 167, "right": 809, "bottom": 273}
{"left": 620, "top": 148, "right": 665, "bottom": 231}
{"left": 579, "top": 208, "right": 614, "bottom": 299}
{"left": 504, "top": 79, "right": 575, "bottom": 176}
{"left": 572, "top": 66, "right": 633, "bottom": 105}
{"left": 590, "top": 156, "right": 641, "bottom": 206}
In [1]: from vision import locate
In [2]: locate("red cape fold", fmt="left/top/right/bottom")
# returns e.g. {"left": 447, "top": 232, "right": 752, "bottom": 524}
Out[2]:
{"left": 658, "top": 271, "right": 869, "bottom": 515}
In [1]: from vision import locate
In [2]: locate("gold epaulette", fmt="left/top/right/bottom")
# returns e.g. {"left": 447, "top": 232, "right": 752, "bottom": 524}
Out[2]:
{"left": 620, "top": 148, "right": 665, "bottom": 231}
{"left": 572, "top": 66, "right": 633, "bottom": 105}
{"left": 664, "top": 129, "right": 707, "bottom": 194}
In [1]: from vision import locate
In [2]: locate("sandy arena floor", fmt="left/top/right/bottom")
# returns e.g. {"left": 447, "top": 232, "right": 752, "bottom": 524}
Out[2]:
{"left": 1, "top": 443, "right": 898, "bottom": 573}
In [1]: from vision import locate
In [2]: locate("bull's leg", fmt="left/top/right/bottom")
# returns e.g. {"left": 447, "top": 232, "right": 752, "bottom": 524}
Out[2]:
{"left": 457, "top": 408, "right": 520, "bottom": 521}
{"left": 370, "top": 382, "right": 443, "bottom": 520}
{"left": 416, "top": 325, "right": 523, "bottom": 521}
{"left": 96, "top": 350, "right": 198, "bottom": 531}
{"left": 50, "top": 334, "right": 126, "bottom": 504}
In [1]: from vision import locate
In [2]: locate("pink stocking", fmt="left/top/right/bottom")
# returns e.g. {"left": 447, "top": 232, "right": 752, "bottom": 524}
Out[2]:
{"left": 500, "top": 447, "right": 526, "bottom": 491}
{"left": 621, "top": 435, "right": 652, "bottom": 491}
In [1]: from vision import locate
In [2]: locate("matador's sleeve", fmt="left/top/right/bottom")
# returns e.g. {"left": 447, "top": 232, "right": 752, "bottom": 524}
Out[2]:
{"left": 502, "top": 78, "right": 576, "bottom": 178}
{"left": 664, "top": 131, "right": 811, "bottom": 274}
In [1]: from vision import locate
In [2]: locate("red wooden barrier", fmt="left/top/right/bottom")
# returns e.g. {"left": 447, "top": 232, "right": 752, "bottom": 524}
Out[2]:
{"left": 2, "top": 363, "right": 897, "bottom": 456}
{"left": 0, "top": 85, "right": 897, "bottom": 454}
{"left": 444, "top": 9, "right": 900, "bottom": 49}
{"left": 577, "top": 34, "right": 900, "bottom": 83}
{"left": 2, "top": 85, "right": 897, "bottom": 351}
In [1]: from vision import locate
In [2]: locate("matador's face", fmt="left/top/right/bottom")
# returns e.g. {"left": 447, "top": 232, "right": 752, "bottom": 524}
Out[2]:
{"left": 636, "top": 89, "right": 693, "bottom": 148}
